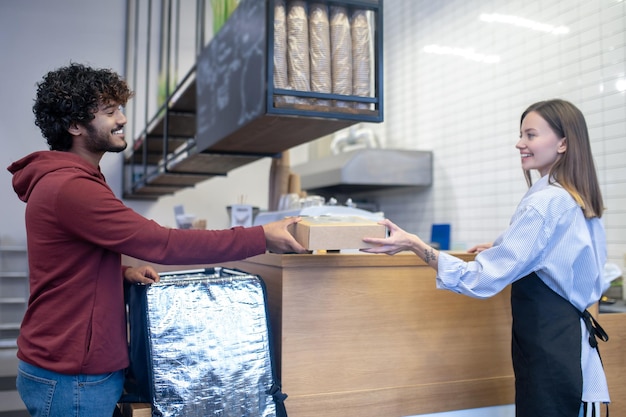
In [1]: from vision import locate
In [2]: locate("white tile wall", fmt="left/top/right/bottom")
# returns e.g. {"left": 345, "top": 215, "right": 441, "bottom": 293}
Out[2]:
{"left": 372, "top": 0, "right": 626, "bottom": 269}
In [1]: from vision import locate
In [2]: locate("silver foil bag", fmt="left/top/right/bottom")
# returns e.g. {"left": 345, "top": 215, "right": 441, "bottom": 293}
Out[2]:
{"left": 125, "top": 268, "right": 285, "bottom": 417}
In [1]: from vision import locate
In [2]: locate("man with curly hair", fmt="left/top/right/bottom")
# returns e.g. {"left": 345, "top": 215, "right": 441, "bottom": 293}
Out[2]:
{"left": 7, "top": 63, "right": 306, "bottom": 417}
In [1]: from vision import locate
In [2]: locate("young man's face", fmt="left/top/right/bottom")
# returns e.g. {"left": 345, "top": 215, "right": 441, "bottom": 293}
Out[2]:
{"left": 84, "top": 101, "right": 128, "bottom": 153}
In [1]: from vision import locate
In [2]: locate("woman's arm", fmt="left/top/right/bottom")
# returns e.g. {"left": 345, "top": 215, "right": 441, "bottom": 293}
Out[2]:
{"left": 361, "top": 219, "right": 440, "bottom": 270}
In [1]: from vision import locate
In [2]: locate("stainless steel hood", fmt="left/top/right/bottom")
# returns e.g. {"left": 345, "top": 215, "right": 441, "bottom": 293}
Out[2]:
{"left": 292, "top": 148, "right": 433, "bottom": 194}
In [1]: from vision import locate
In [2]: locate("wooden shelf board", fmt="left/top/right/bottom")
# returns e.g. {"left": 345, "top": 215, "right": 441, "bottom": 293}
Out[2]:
{"left": 145, "top": 112, "right": 196, "bottom": 138}
{"left": 147, "top": 172, "right": 214, "bottom": 187}
{"left": 168, "top": 152, "right": 263, "bottom": 175}
{"left": 168, "top": 77, "right": 197, "bottom": 112}
{"left": 128, "top": 185, "right": 179, "bottom": 197}
{"left": 204, "top": 114, "right": 357, "bottom": 154}
{"left": 135, "top": 136, "right": 189, "bottom": 153}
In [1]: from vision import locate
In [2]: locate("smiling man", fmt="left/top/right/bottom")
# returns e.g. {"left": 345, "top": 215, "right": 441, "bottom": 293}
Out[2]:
{"left": 7, "top": 63, "right": 306, "bottom": 417}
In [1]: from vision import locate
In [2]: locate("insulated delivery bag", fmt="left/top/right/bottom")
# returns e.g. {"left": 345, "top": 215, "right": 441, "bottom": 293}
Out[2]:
{"left": 123, "top": 267, "right": 287, "bottom": 417}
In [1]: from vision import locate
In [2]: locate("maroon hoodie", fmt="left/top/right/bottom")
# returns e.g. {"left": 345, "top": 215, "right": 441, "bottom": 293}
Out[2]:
{"left": 7, "top": 151, "right": 266, "bottom": 374}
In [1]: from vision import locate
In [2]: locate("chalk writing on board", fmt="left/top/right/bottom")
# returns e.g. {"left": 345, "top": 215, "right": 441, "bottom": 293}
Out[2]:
{"left": 196, "top": 0, "right": 266, "bottom": 150}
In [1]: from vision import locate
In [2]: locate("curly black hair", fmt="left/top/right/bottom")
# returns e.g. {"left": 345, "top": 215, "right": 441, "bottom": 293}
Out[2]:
{"left": 33, "top": 63, "right": 134, "bottom": 151}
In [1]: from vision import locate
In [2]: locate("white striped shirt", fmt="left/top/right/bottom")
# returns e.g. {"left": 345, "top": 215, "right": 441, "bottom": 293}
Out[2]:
{"left": 436, "top": 174, "right": 609, "bottom": 402}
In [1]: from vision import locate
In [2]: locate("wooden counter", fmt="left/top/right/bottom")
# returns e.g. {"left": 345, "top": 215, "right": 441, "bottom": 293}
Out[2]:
{"left": 229, "top": 252, "right": 514, "bottom": 417}
{"left": 124, "top": 252, "right": 626, "bottom": 417}
{"left": 599, "top": 312, "right": 626, "bottom": 416}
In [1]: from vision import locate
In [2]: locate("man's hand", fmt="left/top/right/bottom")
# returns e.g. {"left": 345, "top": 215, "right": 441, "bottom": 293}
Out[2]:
{"left": 262, "top": 216, "right": 308, "bottom": 254}
{"left": 124, "top": 265, "right": 160, "bottom": 284}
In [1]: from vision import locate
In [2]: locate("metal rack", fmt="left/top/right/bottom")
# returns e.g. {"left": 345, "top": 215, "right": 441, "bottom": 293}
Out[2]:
{"left": 124, "top": 0, "right": 383, "bottom": 199}
{"left": 0, "top": 246, "right": 28, "bottom": 348}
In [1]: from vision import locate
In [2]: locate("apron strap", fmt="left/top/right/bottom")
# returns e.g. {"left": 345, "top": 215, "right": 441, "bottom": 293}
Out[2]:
{"left": 579, "top": 309, "right": 609, "bottom": 348}
{"left": 580, "top": 313, "right": 610, "bottom": 417}
{"left": 582, "top": 401, "right": 609, "bottom": 417}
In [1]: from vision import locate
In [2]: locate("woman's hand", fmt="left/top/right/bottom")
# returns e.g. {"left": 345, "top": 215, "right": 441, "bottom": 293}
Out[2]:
{"left": 362, "top": 219, "right": 440, "bottom": 269}
{"left": 361, "top": 219, "right": 420, "bottom": 255}
{"left": 467, "top": 242, "right": 493, "bottom": 253}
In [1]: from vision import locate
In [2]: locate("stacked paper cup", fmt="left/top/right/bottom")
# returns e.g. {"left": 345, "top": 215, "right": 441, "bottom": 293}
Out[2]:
{"left": 330, "top": 6, "right": 352, "bottom": 108}
{"left": 287, "top": 1, "right": 310, "bottom": 104}
{"left": 351, "top": 9, "right": 371, "bottom": 110}
{"left": 273, "top": 0, "right": 289, "bottom": 105}
{"left": 308, "top": 3, "right": 331, "bottom": 106}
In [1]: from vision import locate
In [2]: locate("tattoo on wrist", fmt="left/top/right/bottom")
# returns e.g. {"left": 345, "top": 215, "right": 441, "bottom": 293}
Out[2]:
{"left": 424, "top": 247, "right": 437, "bottom": 263}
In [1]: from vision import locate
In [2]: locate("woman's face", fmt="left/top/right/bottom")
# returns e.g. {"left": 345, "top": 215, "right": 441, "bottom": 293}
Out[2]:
{"left": 516, "top": 111, "right": 567, "bottom": 177}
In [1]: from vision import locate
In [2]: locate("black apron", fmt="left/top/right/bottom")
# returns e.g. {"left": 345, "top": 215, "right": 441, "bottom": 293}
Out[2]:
{"left": 511, "top": 272, "right": 608, "bottom": 417}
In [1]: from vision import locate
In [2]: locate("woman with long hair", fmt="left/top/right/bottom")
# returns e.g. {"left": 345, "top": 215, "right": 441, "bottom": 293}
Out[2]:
{"left": 363, "top": 99, "right": 609, "bottom": 417}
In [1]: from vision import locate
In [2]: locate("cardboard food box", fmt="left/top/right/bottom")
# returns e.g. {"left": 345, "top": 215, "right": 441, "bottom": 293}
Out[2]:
{"left": 289, "top": 216, "right": 387, "bottom": 251}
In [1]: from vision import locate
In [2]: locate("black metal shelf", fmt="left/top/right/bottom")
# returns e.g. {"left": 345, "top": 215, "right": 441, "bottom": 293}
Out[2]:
{"left": 124, "top": 0, "right": 383, "bottom": 199}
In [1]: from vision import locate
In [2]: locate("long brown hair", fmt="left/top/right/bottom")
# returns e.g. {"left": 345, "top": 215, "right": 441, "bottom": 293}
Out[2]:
{"left": 520, "top": 99, "right": 604, "bottom": 218}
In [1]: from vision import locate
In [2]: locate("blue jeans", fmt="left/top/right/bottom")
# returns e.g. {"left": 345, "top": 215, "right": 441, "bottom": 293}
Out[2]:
{"left": 16, "top": 360, "right": 124, "bottom": 417}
